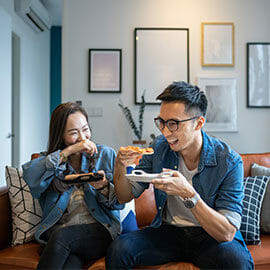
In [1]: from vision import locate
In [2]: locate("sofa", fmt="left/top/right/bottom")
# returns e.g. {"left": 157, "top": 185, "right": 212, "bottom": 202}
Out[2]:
{"left": 0, "top": 152, "right": 270, "bottom": 269}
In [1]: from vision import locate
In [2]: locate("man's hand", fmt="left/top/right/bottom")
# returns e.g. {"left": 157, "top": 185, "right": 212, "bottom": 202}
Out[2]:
{"left": 115, "top": 147, "right": 142, "bottom": 167}
{"left": 152, "top": 170, "right": 196, "bottom": 198}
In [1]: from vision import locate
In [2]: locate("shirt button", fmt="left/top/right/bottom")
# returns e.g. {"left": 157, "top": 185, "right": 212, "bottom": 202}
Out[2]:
{"left": 174, "top": 166, "right": 177, "bottom": 169}
{"left": 91, "top": 208, "right": 95, "bottom": 212}
{"left": 158, "top": 206, "right": 162, "bottom": 210}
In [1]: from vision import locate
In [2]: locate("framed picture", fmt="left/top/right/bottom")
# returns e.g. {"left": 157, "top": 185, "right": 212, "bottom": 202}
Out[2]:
{"left": 247, "top": 43, "right": 270, "bottom": 108}
{"left": 135, "top": 28, "right": 189, "bottom": 104}
{"left": 88, "top": 49, "right": 121, "bottom": 93}
{"left": 197, "top": 77, "right": 237, "bottom": 132}
{"left": 201, "top": 22, "right": 234, "bottom": 66}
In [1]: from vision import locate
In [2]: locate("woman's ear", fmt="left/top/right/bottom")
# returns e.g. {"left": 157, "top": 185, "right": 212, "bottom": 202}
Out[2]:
{"left": 195, "top": 116, "right": 205, "bottom": 130}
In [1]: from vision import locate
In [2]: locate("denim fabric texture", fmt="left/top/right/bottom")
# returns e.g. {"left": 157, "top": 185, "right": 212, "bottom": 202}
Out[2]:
{"left": 108, "top": 130, "right": 254, "bottom": 269}
{"left": 106, "top": 224, "right": 254, "bottom": 269}
{"left": 38, "top": 223, "right": 112, "bottom": 269}
{"left": 22, "top": 144, "right": 124, "bottom": 244}
{"left": 133, "top": 130, "right": 245, "bottom": 243}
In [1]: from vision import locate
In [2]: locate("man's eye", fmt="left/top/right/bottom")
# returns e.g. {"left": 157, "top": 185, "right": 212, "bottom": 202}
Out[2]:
{"left": 83, "top": 128, "right": 89, "bottom": 132}
{"left": 168, "top": 122, "right": 178, "bottom": 129}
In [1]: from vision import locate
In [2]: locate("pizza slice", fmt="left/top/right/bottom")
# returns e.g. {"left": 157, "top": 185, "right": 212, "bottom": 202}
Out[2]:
{"left": 120, "top": 146, "right": 154, "bottom": 155}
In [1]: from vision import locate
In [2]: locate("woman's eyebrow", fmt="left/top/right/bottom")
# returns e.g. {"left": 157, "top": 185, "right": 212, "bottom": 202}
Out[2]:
{"left": 66, "top": 124, "right": 88, "bottom": 133}
{"left": 66, "top": 128, "right": 78, "bottom": 132}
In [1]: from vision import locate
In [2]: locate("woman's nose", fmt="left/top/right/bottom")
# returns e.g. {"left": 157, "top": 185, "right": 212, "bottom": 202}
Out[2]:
{"left": 78, "top": 131, "right": 86, "bottom": 141}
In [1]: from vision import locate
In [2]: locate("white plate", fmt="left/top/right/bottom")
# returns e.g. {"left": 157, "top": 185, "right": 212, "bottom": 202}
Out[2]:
{"left": 125, "top": 170, "right": 173, "bottom": 183}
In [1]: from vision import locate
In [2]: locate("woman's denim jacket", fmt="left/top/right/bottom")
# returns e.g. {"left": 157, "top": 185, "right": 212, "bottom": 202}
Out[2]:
{"left": 132, "top": 130, "right": 246, "bottom": 246}
{"left": 22, "top": 144, "right": 123, "bottom": 244}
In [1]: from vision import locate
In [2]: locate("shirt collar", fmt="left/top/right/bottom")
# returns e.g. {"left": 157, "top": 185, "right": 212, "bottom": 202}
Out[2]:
{"left": 199, "top": 130, "right": 217, "bottom": 170}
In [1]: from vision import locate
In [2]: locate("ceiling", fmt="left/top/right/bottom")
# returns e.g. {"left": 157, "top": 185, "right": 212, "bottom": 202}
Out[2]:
{"left": 41, "top": 0, "right": 62, "bottom": 26}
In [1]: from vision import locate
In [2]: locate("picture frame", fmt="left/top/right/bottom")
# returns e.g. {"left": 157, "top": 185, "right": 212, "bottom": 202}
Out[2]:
{"left": 88, "top": 49, "right": 122, "bottom": 93}
{"left": 135, "top": 28, "right": 189, "bottom": 104}
{"left": 197, "top": 77, "right": 237, "bottom": 132}
{"left": 247, "top": 43, "right": 270, "bottom": 108}
{"left": 201, "top": 22, "right": 234, "bottom": 67}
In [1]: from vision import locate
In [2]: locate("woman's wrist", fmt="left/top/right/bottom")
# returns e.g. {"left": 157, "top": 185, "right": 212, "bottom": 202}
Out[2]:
{"left": 60, "top": 152, "right": 68, "bottom": 162}
{"left": 60, "top": 147, "right": 72, "bottom": 163}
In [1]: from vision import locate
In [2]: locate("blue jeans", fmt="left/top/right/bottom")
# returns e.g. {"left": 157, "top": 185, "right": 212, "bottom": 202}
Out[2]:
{"left": 106, "top": 224, "right": 254, "bottom": 270}
{"left": 38, "top": 223, "right": 112, "bottom": 270}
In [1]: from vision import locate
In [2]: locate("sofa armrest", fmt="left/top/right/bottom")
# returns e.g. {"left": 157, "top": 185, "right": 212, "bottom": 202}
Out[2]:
{"left": 0, "top": 186, "right": 12, "bottom": 250}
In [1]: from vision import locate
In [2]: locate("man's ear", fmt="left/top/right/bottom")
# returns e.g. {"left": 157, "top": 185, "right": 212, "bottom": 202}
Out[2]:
{"left": 195, "top": 116, "right": 205, "bottom": 130}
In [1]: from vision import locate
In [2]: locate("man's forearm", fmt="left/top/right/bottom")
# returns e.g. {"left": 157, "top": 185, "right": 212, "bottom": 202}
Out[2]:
{"left": 192, "top": 199, "right": 237, "bottom": 242}
{"left": 113, "top": 163, "right": 134, "bottom": 203}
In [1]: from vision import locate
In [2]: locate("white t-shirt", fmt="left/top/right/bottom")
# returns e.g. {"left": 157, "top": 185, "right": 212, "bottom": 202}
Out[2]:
{"left": 163, "top": 154, "right": 200, "bottom": 227}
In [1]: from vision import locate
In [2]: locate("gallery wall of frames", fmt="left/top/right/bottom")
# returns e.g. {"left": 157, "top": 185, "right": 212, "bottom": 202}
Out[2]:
{"left": 62, "top": 0, "right": 270, "bottom": 153}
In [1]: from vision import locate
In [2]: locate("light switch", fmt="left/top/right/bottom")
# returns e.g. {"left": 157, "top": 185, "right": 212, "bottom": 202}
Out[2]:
{"left": 88, "top": 107, "right": 103, "bottom": 117}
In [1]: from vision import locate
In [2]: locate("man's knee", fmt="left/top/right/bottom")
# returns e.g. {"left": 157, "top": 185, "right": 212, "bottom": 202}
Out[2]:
{"left": 107, "top": 234, "right": 133, "bottom": 257}
{"left": 106, "top": 234, "right": 135, "bottom": 269}
{"left": 216, "top": 242, "right": 254, "bottom": 269}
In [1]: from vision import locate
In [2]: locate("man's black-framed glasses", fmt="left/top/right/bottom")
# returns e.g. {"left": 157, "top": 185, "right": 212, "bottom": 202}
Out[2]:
{"left": 154, "top": 116, "right": 200, "bottom": 132}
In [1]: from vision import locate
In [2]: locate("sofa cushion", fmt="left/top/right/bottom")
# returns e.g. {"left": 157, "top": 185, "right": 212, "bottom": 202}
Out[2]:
{"left": 240, "top": 176, "right": 270, "bottom": 245}
{"left": 0, "top": 242, "right": 39, "bottom": 269}
{"left": 251, "top": 163, "right": 270, "bottom": 233}
{"left": 5, "top": 166, "right": 42, "bottom": 246}
{"left": 120, "top": 199, "right": 138, "bottom": 234}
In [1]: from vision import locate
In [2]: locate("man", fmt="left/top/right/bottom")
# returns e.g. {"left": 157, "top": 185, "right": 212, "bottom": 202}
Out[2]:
{"left": 107, "top": 81, "right": 254, "bottom": 269}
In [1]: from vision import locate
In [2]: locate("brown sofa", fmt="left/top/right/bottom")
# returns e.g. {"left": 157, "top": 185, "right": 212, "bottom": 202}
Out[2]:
{"left": 1, "top": 153, "right": 270, "bottom": 269}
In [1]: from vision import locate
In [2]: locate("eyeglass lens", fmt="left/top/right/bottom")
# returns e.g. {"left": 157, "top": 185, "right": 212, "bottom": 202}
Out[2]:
{"left": 155, "top": 118, "right": 179, "bottom": 132}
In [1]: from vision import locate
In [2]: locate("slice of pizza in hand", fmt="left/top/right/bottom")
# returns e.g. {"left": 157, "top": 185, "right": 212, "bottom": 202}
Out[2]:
{"left": 121, "top": 146, "right": 154, "bottom": 155}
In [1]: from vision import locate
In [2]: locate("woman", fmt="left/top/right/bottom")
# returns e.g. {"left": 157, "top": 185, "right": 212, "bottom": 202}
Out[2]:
{"left": 22, "top": 102, "right": 123, "bottom": 269}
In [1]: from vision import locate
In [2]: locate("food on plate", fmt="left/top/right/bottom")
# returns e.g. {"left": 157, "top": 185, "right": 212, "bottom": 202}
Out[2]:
{"left": 120, "top": 146, "right": 154, "bottom": 155}
{"left": 65, "top": 172, "right": 103, "bottom": 182}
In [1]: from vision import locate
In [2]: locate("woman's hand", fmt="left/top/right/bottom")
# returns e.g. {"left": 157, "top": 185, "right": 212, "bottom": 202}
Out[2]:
{"left": 61, "top": 139, "right": 98, "bottom": 161}
{"left": 89, "top": 170, "right": 108, "bottom": 190}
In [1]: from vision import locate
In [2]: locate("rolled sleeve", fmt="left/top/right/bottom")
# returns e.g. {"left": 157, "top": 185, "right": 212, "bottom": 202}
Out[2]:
{"left": 218, "top": 209, "right": 242, "bottom": 230}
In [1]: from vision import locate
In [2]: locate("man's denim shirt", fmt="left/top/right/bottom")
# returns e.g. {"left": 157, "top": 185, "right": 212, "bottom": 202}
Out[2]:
{"left": 132, "top": 130, "right": 246, "bottom": 244}
{"left": 22, "top": 144, "right": 123, "bottom": 244}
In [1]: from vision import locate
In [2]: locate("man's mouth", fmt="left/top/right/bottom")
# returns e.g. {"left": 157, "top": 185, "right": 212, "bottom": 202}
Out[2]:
{"left": 167, "top": 139, "right": 178, "bottom": 146}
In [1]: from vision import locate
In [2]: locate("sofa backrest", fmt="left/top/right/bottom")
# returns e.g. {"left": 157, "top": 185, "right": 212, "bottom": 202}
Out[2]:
{"left": 25, "top": 152, "right": 270, "bottom": 228}
{"left": 240, "top": 152, "right": 270, "bottom": 177}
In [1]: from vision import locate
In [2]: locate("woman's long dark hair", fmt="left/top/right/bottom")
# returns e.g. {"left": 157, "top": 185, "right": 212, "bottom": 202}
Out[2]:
{"left": 48, "top": 103, "right": 96, "bottom": 193}
{"left": 47, "top": 102, "right": 89, "bottom": 154}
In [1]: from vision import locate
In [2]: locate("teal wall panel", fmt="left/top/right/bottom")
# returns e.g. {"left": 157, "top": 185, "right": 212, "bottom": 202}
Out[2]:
{"left": 50, "top": 26, "right": 62, "bottom": 115}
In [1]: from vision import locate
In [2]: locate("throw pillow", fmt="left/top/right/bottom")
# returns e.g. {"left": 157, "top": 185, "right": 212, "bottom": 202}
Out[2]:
{"left": 5, "top": 166, "right": 42, "bottom": 246}
{"left": 240, "top": 176, "right": 270, "bottom": 245}
{"left": 251, "top": 163, "right": 270, "bottom": 233}
{"left": 120, "top": 199, "right": 138, "bottom": 234}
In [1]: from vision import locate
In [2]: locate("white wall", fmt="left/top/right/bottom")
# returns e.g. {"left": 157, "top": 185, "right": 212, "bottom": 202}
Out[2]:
{"left": 62, "top": 0, "right": 270, "bottom": 154}
{"left": 0, "top": 0, "right": 50, "bottom": 166}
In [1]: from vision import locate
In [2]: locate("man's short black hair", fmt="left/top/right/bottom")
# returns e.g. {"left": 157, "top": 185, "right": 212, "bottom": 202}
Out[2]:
{"left": 156, "top": 81, "right": 208, "bottom": 117}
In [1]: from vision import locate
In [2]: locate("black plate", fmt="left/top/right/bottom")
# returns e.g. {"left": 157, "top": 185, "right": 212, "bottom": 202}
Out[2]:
{"left": 62, "top": 173, "right": 103, "bottom": 184}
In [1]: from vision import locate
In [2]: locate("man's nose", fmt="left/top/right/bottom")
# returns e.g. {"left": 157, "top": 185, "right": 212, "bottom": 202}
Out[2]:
{"left": 161, "top": 125, "right": 172, "bottom": 137}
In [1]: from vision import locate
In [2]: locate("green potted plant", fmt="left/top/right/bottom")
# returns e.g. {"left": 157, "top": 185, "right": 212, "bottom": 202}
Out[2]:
{"left": 118, "top": 93, "right": 146, "bottom": 145}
